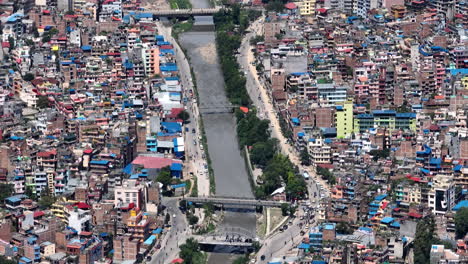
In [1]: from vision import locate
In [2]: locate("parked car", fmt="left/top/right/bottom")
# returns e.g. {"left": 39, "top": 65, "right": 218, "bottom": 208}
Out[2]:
{"left": 192, "top": 128, "right": 196, "bottom": 133}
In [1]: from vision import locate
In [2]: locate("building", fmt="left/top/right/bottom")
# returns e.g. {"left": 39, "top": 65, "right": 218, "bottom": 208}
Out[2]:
{"left": 299, "top": 0, "right": 316, "bottom": 15}
{"left": 335, "top": 101, "right": 354, "bottom": 138}
{"left": 114, "top": 179, "right": 148, "bottom": 210}
{"left": 428, "top": 174, "right": 456, "bottom": 215}
{"left": 308, "top": 137, "right": 332, "bottom": 164}
{"left": 68, "top": 207, "right": 91, "bottom": 233}
{"left": 354, "top": 111, "right": 416, "bottom": 133}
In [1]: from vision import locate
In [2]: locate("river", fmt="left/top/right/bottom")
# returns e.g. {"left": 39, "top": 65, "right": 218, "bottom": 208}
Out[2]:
{"left": 178, "top": 4, "right": 256, "bottom": 264}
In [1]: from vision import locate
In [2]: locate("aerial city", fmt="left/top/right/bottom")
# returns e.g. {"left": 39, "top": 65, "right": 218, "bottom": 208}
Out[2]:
{"left": 0, "top": 0, "right": 466, "bottom": 263}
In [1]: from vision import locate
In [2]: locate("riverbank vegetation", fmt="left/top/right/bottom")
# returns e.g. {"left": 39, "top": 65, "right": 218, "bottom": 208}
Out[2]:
{"left": 214, "top": 7, "right": 307, "bottom": 201}
{"left": 169, "top": 0, "right": 192, "bottom": 9}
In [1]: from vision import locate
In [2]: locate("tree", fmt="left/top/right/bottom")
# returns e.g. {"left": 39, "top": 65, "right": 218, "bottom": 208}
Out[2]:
{"left": 8, "top": 36, "right": 14, "bottom": 51}
{"left": 164, "top": 213, "right": 170, "bottom": 224}
{"left": 188, "top": 214, "right": 199, "bottom": 225}
{"left": 36, "top": 95, "right": 50, "bottom": 109}
{"left": 249, "top": 35, "right": 264, "bottom": 46}
{"left": 265, "top": 0, "right": 284, "bottom": 12}
{"left": 179, "top": 238, "right": 205, "bottom": 264}
{"left": 455, "top": 207, "right": 468, "bottom": 239}
{"left": 23, "top": 73, "right": 35, "bottom": 81}
{"left": 25, "top": 185, "right": 37, "bottom": 201}
{"left": 369, "top": 149, "right": 390, "bottom": 161}
{"left": 0, "top": 256, "right": 16, "bottom": 264}
{"left": 250, "top": 139, "right": 278, "bottom": 167}
{"left": 0, "top": 183, "right": 14, "bottom": 202}
{"left": 233, "top": 255, "right": 249, "bottom": 264}
{"left": 300, "top": 149, "right": 311, "bottom": 166}
{"left": 177, "top": 110, "right": 190, "bottom": 124}
{"left": 38, "top": 188, "right": 55, "bottom": 209}
{"left": 156, "top": 166, "right": 173, "bottom": 188}
{"left": 285, "top": 171, "right": 307, "bottom": 200}
{"left": 336, "top": 222, "right": 353, "bottom": 234}
{"left": 281, "top": 203, "right": 289, "bottom": 216}
{"left": 413, "top": 216, "right": 438, "bottom": 264}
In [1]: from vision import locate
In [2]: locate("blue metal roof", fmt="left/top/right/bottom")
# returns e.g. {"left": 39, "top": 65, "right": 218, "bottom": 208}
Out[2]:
{"left": 89, "top": 160, "right": 110, "bottom": 165}
{"left": 396, "top": 113, "right": 416, "bottom": 118}
{"left": 374, "top": 194, "right": 387, "bottom": 201}
{"left": 171, "top": 163, "right": 183, "bottom": 171}
{"left": 372, "top": 110, "right": 396, "bottom": 115}
{"left": 453, "top": 200, "right": 468, "bottom": 211}
{"left": 161, "top": 122, "right": 182, "bottom": 133}
{"left": 381, "top": 217, "right": 394, "bottom": 224}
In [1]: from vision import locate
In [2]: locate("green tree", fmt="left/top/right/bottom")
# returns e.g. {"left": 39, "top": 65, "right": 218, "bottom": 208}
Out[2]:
{"left": 156, "top": 166, "right": 173, "bottom": 188}
{"left": 455, "top": 207, "right": 468, "bottom": 239}
{"left": 300, "top": 149, "right": 311, "bottom": 166}
{"left": 179, "top": 238, "right": 205, "bottom": 264}
{"left": 38, "top": 188, "right": 55, "bottom": 209}
{"left": 249, "top": 35, "right": 264, "bottom": 46}
{"left": 265, "top": 0, "right": 284, "bottom": 12}
{"left": 281, "top": 203, "right": 289, "bottom": 216}
{"left": 23, "top": 73, "right": 35, "bottom": 81}
{"left": 0, "top": 256, "right": 16, "bottom": 264}
{"left": 25, "top": 185, "right": 37, "bottom": 201}
{"left": 233, "top": 255, "right": 249, "bottom": 264}
{"left": 188, "top": 214, "right": 199, "bottom": 225}
{"left": 285, "top": 172, "right": 307, "bottom": 200}
{"left": 177, "top": 110, "right": 190, "bottom": 123}
{"left": 369, "top": 149, "right": 390, "bottom": 161}
{"left": 414, "top": 216, "right": 438, "bottom": 264}
{"left": 8, "top": 36, "right": 15, "bottom": 50}
{"left": 336, "top": 222, "right": 353, "bottom": 234}
{"left": 250, "top": 139, "right": 278, "bottom": 167}
{"left": 36, "top": 95, "right": 50, "bottom": 109}
{"left": 0, "top": 183, "right": 14, "bottom": 202}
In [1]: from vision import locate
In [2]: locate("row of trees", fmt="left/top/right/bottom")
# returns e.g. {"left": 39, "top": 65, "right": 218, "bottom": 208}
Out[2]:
{"left": 316, "top": 166, "right": 336, "bottom": 185}
{"left": 214, "top": 7, "right": 306, "bottom": 201}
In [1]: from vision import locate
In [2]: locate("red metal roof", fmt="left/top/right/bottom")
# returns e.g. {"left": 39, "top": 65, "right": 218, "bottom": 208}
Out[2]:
{"left": 132, "top": 156, "right": 182, "bottom": 169}
{"left": 408, "top": 212, "right": 422, "bottom": 218}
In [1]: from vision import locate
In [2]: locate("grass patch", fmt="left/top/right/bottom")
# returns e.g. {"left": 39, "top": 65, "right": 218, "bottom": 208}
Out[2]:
{"left": 168, "top": 0, "right": 192, "bottom": 9}
{"left": 172, "top": 18, "right": 194, "bottom": 39}
{"left": 191, "top": 177, "right": 198, "bottom": 197}
{"left": 195, "top": 222, "right": 216, "bottom": 235}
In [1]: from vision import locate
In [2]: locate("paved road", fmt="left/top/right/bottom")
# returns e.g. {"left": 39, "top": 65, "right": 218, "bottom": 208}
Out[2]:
{"left": 237, "top": 19, "right": 331, "bottom": 197}
{"left": 148, "top": 198, "right": 189, "bottom": 264}
{"left": 156, "top": 22, "right": 210, "bottom": 196}
{"left": 178, "top": 24, "right": 256, "bottom": 264}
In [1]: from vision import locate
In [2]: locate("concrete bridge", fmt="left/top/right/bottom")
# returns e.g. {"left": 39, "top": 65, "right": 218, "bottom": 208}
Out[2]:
{"left": 141, "top": 7, "right": 222, "bottom": 17}
{"left": 199, "top": 104, "right": 240, "bottom": 115}
{"left": 185, "top": 196, "right": 289, "bottom": 207}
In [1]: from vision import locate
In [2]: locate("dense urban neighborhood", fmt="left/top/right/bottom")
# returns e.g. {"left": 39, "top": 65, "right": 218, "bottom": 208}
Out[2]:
{"left": 0, "top": 0, "right": 466, "bottom": 263}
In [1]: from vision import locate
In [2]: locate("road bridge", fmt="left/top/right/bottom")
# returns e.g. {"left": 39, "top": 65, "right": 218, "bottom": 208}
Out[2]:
{"left": 137, "top": 7, "right": 222, "bottom": 17}
{"left": 185, "top": 196, "right": 288, "bottom": 207}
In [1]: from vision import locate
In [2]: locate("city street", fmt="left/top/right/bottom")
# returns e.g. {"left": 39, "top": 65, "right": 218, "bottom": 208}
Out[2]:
{"left": 238, "top": 19, "right": 331, "bottom": 197}
{"left": 156, "top": 22, "right": 210, "bottom": 196}
{"left": 148, "top": 198, "right": 189, "bottom": 264}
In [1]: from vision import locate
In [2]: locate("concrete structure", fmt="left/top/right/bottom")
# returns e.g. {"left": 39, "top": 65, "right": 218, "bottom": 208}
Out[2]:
{"left": 335, "top": 101, "right": 354, "bottom": 138}
{"left": 428, "top": 174, "right": 456, "bottom": 215}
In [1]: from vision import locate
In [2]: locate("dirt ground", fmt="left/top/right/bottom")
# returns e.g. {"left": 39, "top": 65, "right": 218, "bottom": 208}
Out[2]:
{"left": 141, "top": 0, "right": 170, "bottom": 11}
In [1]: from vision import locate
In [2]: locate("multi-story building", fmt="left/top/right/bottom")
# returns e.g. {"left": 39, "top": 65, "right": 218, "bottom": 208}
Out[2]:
{"left": 428, "top": 174, "right": 456, "bottom": 215}
{"left": 335, "top": 101, "right": 354, "bottom": 138}
{"left": 354, "top": 110, "right": 416, "bottom": 133}
{"left": 308, "top": 137, "right": 332, "bottom": 164}
{"left": 114, "top": 179, "right": 148, "bottom": 210}
{"left": 299, "top": 0, "right": 316, "bottom": 15}
{"left": 68, "top": 207, "right": 91, "bottom": 233}
{"left": 317, "top": 83, "right": 348, "bottom": 105}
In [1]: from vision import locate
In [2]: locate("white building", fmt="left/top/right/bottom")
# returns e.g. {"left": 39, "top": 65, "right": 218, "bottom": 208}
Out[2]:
{"left": 114, "top": 179, "right": 148, "bottom": 210}
{"left": 68, "top": 208, "right": 91, "bottom": 233}
{"left": 428, "top": 174, "right": 456, "bottom": 215}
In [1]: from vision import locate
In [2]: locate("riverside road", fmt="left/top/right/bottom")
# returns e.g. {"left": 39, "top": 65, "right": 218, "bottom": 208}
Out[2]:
{"left": 179, "top": 10, "right": 256, "bottom": 264}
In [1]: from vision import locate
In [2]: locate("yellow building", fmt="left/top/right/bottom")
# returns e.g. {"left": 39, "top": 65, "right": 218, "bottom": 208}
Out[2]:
{"left": 299, "top": 0, "right": 316, "bottom": 15}
{"left": 335, "top": 101, "right": 354, "bottom": 138}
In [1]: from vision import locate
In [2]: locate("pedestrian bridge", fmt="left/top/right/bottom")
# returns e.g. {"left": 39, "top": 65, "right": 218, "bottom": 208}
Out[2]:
{"left": 141, "top": 7, "right": 222, "bottom": 17}
{"left": 185, "top": 196, "right": 288, "bottom": 207}
{"left": 193, "top": 227, "right": 256, "bottom": 247}
{"left": 199, "top": 104, "right": 240, "bottom": 115}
